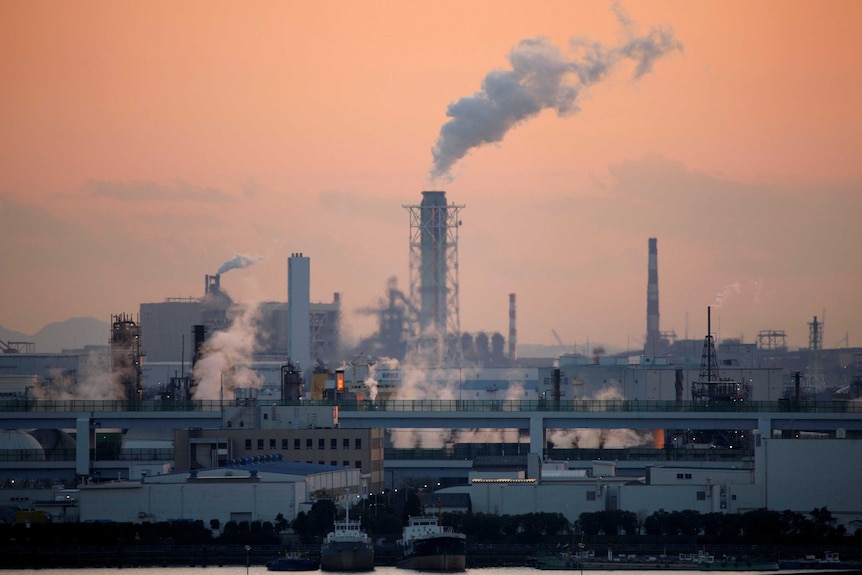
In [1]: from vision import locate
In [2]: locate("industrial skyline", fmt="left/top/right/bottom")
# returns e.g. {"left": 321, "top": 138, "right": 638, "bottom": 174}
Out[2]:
{"left": 1, "top": 1, "right": 860, "bottom": 351}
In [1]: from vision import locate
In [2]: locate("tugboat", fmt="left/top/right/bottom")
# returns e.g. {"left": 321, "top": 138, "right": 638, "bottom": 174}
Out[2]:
{"left": 396, "top": 515, "right": 466, "bottom": 571}
{"left": 266, "top": 550, "right": 319, "bottom": 571}
{"left": 320, "top": 501, "right": 375, "bottom": 571}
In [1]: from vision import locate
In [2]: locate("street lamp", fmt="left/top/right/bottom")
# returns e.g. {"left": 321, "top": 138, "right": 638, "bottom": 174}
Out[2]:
{"left": 245, "top": 545, "right": 251, "bottom": 575}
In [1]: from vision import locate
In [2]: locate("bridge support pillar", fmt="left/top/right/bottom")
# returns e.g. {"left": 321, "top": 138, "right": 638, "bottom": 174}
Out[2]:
{"left": 529, "top": 415, "right": 545, "bottom": 457}
{"left": 76, "top": 417, "right": 91, "bottom": 477}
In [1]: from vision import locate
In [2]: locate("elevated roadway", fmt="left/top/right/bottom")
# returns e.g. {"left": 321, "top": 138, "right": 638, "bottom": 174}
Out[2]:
{"left": 2, "top": 399, "right": 860, "bottom": 466}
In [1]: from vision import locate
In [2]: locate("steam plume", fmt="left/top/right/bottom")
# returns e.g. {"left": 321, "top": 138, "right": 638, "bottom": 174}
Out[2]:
{"left": 429, "top": 4, "right": 682, "bottom": 182}
{"left": 192, "top": 303, "right": 263, "bottom": 399}
{"left": 714, "top": 282, "right": 742, "bottom": 307}
{"left": 217, "top": 254, "right": 262, "bottom": 275}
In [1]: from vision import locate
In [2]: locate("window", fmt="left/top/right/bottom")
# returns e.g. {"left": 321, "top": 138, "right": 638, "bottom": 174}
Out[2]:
{"left": 245, "top": 439, "right": 252, "bottom": 450}
{"left": 343, "top": 438, "right": 350, "bottom": 449}
{"left": 343, "top": 461, "right": 349, "bottom": 467}
{"left": 270, "top": 438, "right": 276, "bottom": 449}
{"left": 330, "top": 438, "right": 337, "bottom": 449}
{"left": 355, "top": 461, "right": 362, "bottom": 469}
{"left": 306, "top": 438, "right": 313, "bottom": 449}
{"left": 355, "top": 438, "right": 362, "bottom": 449}
{"left": 257, "top": 439, "right": 264, "bottom": 450}
{"left": 319, "top": 461, "right": 325, "bottom": 465}
{"left": 586, "top": 491, "right": 596, "bottom": 501}
{"left": 319, "top": 438, "right": 325, "bottom": 450}
{"left": 331, "top": 460, "right": 337, "bottom": 466}
{"left": 282, "top": 439, "right": 288, "bottom": 450}
{"left": 294, "top": 438, "right": 300, "bottom": 450}
{"left": 696, "top": 492, "right": 706, "bottom": 501}
{"left": 685, "top": 473, "right": 692, "bottom": 479}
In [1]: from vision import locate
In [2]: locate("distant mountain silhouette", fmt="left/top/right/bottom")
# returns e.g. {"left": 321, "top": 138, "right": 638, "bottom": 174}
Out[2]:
{"left": 0, "top": 317, "right": 110, "bottom": 353}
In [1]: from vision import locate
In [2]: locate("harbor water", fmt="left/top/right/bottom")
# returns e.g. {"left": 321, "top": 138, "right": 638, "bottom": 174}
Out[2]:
{"left": 0, "top": 568, "right": 787, "bottom": 575}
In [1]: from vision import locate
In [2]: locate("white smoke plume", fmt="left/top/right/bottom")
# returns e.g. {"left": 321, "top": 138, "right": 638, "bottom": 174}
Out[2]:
{"left": 714, "top": 282, "right": 742, "bottom": 307}
{"left": 192, "top": 303, "right": 264, "bottom": 399}
{"left": 217, "top": 254, "right": 263, "bottom": 275}
{"left": 364, "top": 376, "right": 379, "bottom": 400}
{"left": 429, "top": 4, "right": 682, "bottom": 182}
{"left": 547, "top": 383, "right": 655, "bottom": 449}
{"left": 34, "top": 349, "right": 124, "bottom": 400}
{"left": 389, "top": 365, "right": 531, "bottom": 448}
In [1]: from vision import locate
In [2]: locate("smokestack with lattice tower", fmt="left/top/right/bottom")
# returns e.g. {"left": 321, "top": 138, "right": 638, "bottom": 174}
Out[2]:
{"left": 403, "top": 191, "right": 465, "bottom": 365}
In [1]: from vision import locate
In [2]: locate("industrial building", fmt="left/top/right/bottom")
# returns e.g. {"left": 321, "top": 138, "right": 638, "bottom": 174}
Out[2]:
{"left": 461, "top": 437, "right": 862, "bottom": 527}
{"left": 77, "top": 460, "right": 361, "bottom": 526}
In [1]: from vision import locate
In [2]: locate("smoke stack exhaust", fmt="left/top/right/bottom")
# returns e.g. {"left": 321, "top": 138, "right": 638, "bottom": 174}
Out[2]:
{"left": 509, "top": 293, "right": 517, "bottom": 361}
{"left": 205, "top": 274, "right": 221, "bottom": 296}
{"left": 644, "top": 238, "right": 660, "bottom": 355}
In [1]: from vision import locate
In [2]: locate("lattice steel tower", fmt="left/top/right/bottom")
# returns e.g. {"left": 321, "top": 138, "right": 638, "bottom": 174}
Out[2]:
{"left": 403, "top": 191, "right": 465, "bottom": 366}
{"left": 807, "top": 315, "right": 826, "bottom": 392}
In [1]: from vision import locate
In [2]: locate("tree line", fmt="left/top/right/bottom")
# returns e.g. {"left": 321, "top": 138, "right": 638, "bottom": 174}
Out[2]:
{"left": 1, "top": 495, "right": 859, "bottom": 550}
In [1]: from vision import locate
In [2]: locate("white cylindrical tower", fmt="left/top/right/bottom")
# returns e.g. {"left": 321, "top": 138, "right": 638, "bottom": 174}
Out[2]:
{"left": 288, "top": 253, "right": 311, "bottom": 383}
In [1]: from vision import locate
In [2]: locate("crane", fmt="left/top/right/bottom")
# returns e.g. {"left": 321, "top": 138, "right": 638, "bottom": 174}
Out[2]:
{"left": 551, "top": 329, "right": 565, "bottom": 348}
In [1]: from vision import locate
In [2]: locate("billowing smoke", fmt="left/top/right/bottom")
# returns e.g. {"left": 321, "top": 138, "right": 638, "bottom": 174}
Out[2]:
{"left": 217, "top": 254, "right": 263, "bottom": 275}
{"left": 192, "top": 303, "right": 263, "bottom": 399}
{"left": 429, "top": 4, "right": 682, "bottom": 182}
{"left": 389, "top": 363, "right": 530, "bottom": 448}
{"left": 364, "top": 376, "right": 379, "bottom": 400}
{"left": 34, "top": 350, "right": 124, "bottom": 400}
{"left": 547, "top": 383, "right": 655, "bottom": 449}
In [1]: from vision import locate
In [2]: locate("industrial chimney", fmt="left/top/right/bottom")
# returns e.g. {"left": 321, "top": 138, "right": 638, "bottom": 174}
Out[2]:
{"left": 205, "top": 274, "right": 221, "bottom": 296}
{"left": 644, "top": 238, "right": 661, "bottom": 356}
{"left": 288, "top": 253, "right": 311, "bottom": 384}
{"left": 509, "top": 293, "right": 517, "bottom": 361}
{"left": 403, "top": 191, "right": 465, "bottom": 365}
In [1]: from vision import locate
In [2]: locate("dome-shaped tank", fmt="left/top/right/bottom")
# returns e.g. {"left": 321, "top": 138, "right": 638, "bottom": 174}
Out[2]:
{"left": 0, "top": 430, "right": 46, "bottom": 461}
{"left": 29, "top": 429, "right": 76, "bottom": 458}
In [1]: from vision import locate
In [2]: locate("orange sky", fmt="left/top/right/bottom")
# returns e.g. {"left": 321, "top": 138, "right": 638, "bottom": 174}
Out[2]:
{"left": 1, "top": 0, "right": 860, "bottom": 351}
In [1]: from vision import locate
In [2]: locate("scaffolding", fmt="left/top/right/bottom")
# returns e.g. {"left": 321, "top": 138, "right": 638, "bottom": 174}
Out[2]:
{"left": 403, "top": 191, "right": 465, "bottom": 366}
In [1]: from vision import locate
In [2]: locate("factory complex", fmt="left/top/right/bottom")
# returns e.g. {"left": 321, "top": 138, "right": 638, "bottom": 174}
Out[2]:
{"left": 1, "top": 191, "right": 862, "bottom": 532}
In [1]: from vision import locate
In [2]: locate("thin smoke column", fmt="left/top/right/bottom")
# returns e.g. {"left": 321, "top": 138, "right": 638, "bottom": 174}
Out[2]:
{"left": 429, "top": 4, "right": 682, "bottom": 182}
{"left": 217, "top": 254, "right": 262, "bottom": 275}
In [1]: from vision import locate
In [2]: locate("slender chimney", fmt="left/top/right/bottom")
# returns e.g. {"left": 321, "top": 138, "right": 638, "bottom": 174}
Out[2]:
{"left": 644, "top": 238, "right": 660, "bottom": 355}
{"left": 508, "top": 293, "right": 517, "bottom": 361}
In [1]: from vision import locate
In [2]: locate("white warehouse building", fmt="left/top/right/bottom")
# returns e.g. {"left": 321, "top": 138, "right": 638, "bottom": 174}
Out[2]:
{"left": 463, "top": 437, "right": 862, "bottom": 530}
{"left": 77, "top": 461, "right": 361, "bottom": 526}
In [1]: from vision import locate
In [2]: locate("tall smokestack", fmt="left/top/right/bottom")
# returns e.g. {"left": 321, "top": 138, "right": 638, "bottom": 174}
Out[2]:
{"left": 288, "top": 253, "right": 311, "bottom": 384}
{"left": 644, "top": 238, "right": 660, "bottom": 355}
{"left": 403, "top": 191, "right": 465, "bottom": 365}
{"left": 419, "top": 191, "right": 448, "bottom": 339}
{"left": 509, "top": 293, "right": 517, "bottom": 361}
